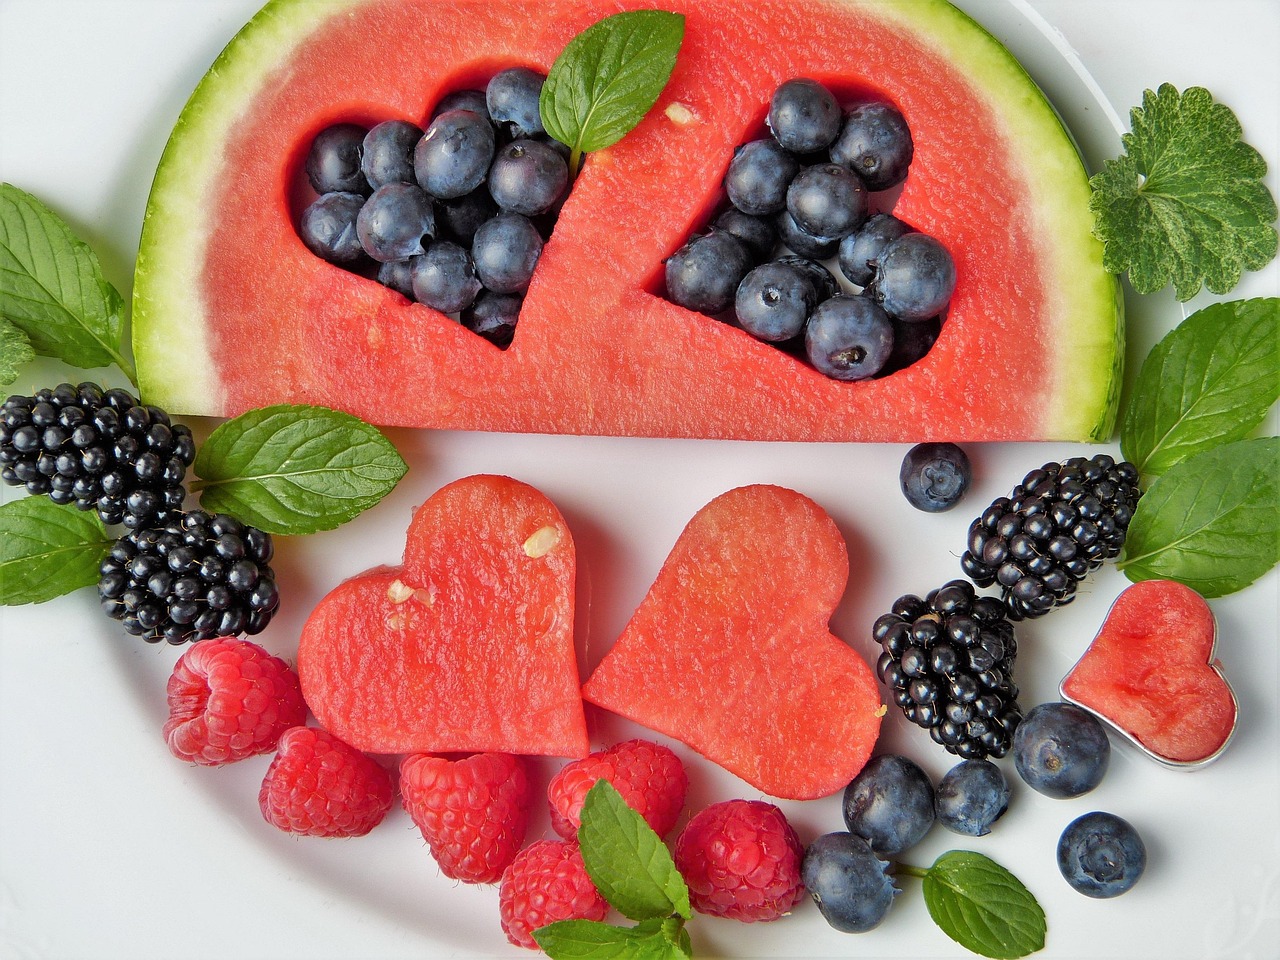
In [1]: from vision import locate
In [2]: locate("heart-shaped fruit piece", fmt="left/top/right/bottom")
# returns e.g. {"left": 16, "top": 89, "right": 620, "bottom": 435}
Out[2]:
{"left": 298, "top": 474, "right": 589, "bottom": 758}
{"left": 1060, "top": 579, "right": 1237, "bottom": 766}
{"left": 581, "top": 485, "right": 882, "bottom": 799}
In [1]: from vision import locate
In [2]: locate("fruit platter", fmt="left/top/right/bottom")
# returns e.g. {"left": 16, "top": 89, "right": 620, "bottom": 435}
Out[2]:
{"left": 0, "top": 0, "right": 1276, "bottom": 957}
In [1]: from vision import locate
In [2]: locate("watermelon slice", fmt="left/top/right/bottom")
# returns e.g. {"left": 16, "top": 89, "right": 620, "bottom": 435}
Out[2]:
{"left": 132, "top": 0, "right": 1121, "bottom": 442}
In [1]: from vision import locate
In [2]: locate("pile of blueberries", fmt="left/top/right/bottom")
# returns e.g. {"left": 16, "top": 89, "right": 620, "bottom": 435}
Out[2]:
{"left": 664, "top": 78, "right": 955, "bottom": 381}
{"left": 299, "top": 68, "right": 570, "bottom": 348}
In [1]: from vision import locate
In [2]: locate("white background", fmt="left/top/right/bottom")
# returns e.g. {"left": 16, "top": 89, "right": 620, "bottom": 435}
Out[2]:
{"left": 0, "top": 1, "right": 1277, "bottom": 958}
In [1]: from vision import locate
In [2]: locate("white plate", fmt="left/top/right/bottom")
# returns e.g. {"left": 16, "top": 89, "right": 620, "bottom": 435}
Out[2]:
{"left": 1, "top": 2, "right": 1277, "bottom": 958}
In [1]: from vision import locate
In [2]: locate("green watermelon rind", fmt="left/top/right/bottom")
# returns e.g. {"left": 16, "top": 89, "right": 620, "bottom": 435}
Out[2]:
{"left": 132, "top": 0, "right": 1122, "bottom": 442}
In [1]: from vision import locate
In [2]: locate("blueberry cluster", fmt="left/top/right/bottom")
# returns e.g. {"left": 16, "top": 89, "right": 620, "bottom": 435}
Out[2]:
{"left": 0, "top": 382, "right": 194, "bottom": 530}
{"left": 872, "top": 580, "right": 1022, "bottom": 760}
{"left": 960, "top": 455, "right": 1142, "bottom": 619}
{"left": 98, "top": 510, "right": 278, "bottom": 645}
{"left": 300, "top": 68, "right": 569, "bottom": 348}
{"left": 664, "top": 78, "right": 955, "bottom": 381}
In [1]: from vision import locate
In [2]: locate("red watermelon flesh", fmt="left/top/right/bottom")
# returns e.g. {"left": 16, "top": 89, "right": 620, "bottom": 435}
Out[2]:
{"left": 580, "top": 484, "right": 883, "bottom": 800}
{"left": 297, "top": 474, "right": 590, "bottom": 758}
{"left": 133, "top": 0, "right": 1120, "bottom": 442}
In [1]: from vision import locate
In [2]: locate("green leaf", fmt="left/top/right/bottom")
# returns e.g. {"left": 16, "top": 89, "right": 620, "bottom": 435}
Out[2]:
{"left": 540, "top": 10, "right": 685, "bottom": 173}
{"left": 1121, "top": 297, "right": 1280, "bottom": 479}
{"left": 921, "top": 850, "right": 1046, "bottom": 960}
{"left": 577, "top": 780, "right": 691, "bottom": 922}
{"left": 0, "top": 497, "right": 114, "bottom": 604}
{"left": 1089, "top": 84, "right": 1278, "bottom": 301}
{"left": 0, "top": 182, "right": 135, "bottom": 381}
{"left": 534, "top": 917, "right": 687, "bottom": 960}
{"left": 1118, "top": 437, "right": 1279, "bottom": 596}
{"left": 0, "top": 319, "right": 34, "bottom": 385}
{"left": 192, "top": 404, "right": 407, "bottom": 535}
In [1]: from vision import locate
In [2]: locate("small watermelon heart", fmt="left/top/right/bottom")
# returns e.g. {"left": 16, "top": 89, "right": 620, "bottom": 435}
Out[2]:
{"left": 1060, "top": 579, "right": 1237, "bottom": 767}
{"left": 581, "top": 484, "right": 882, "bottom": 800}
{"left": 298, "top": 474, "right": 589, "bottom": 758}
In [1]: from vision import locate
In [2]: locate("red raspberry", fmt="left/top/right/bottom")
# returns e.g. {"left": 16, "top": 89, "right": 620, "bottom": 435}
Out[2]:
{"left": 498, "top": 839, "right": 608, "bottom": 949}
{"left": 547, "top": 738, "right": 687, "bottom": 840}
{"left": 674, "top": 799, "right": 806, "bottom": 922}
{"left": 399, "top": 752, "right": 534, "bottom": 884}
{"left": 163, "top": 637, "right": 305, "bottom": 765}
{"left": 259, "top": 726, "right": 394, "bottom": 837}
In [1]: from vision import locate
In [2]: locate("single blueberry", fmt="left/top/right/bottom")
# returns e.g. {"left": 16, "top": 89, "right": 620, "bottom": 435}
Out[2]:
{"left": 775, "top": 210, "right": 841, "bottom": 260}
{"left": 461, "top": 290, "right": 521, "bottom": 348}
{"left": 713, "top": 208, "right": 778, "bottom": 262}
{"left": 377, "top": 257, "right": 419, "bottom": 299}
{"left": 305, "top": 123, "right": 370, "bottom": 195}
{"left": 361, "top": 119, "right": 424, "bottom": 189}
{"left": 805, "top": 294, "right": 894, "bottom": 381}
{"left": 830, "top": 101, "right": 914, "bottom": 191}
{"left": 414, "top": 108, "right": 496, "bottom": 200}
{"left": 935, "top": 759, "right": 1009, "bottom": 836}
{"left": 471, "top": 212, "right": 542, "bottom": 293}
{"left": 410, "top": 241, "right": 482, "bottom": 313}
{"left": 842, "top": 754, "right": 935, "bottom": 857}
{"left": 299, "top": 192, "right": 367, "bottom": 264}
{"left": 735, "top": 260, "right": 821, "bottom": 343}
{"left": 486, "top": 67, "right": 546, "bottom": 139}
{"left": 900, "top": 442, "right": 971, "bottom": 512}
{"left": 664, "top": 230, "right": 753, "bottom": 315}
{"left": 802, "top": 832, "right": 900, "bottom": 933}
{"left": 1013, "top": 701, "right": 1110, "bottom": 799}
{"left": 786, "top": 163, "right": 868, "bottom": 240}
{"left": 436, "top": 187, "right": 499, "bottom": 245}
{"left": 838, "top": 213, "right": 913, "bottom": 287}
{"left": 487, "top": 138, "right": 569, "bottom": 216}
{"left": 355, "top": 182, "right": 435, "bottom": 262}
{"left": 431, "top": 88, "right": 490, "bottom": 121}
{"left": 724, "top": 138, "right": 800, "bottom": 217}
{"left": 768, "top": 78, "right": 842, "bottom": 154}
{"left": 871, "top": 232, "right": 956, "bottom": 322}
{"left": 1057, "top": 811, "right": 1146, "bottom": 898}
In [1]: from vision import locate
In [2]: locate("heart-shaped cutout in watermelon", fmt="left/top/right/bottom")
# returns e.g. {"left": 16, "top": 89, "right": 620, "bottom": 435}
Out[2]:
{"left": 581, "top": 484, "right": 883, "bottom": 800}
{"left": 297, "top": 474, "right": 589, "bottom": 758}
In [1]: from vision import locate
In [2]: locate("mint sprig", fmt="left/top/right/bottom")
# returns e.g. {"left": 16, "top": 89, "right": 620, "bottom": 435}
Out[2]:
{"left": 0, "top": 319, "right": 35, "bottom": 384}
{"left": 540, "top": 10, "right": 685, "bottom": 176}
{"left": 0, "top": 497, "right": 114, "bottom": 604}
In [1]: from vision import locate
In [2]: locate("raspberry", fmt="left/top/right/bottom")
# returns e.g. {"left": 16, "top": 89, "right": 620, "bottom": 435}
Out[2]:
{"left": 547, "top": 738, "right": 687, "bottom": 840}
{"left": 399, "top": 752, "right": 534, "bottom": 884}
{"left": 163, "top": 637, "right": 305, "bottom": 765}
{"left": 258, "top": 726, "right": 394, "bottom": 837}
{"left": 498, "top": 839, "right": 608, "bottom": 949}
{"left": 674, "top": 799, "right": 805, "bottom": 922}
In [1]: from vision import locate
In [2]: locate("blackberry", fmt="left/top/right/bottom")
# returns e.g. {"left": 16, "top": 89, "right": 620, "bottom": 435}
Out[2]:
{"left": 872, "top": 580, "right": 1023, "bottom": 760}
{"left": 959, "top": 455, "right": 1142, "bottom": 620}
{"left": 0, "top": 382, "right": 194, "bottom": 529}
{"left": 98, "top": 510, "right": 278, "bottom": 645}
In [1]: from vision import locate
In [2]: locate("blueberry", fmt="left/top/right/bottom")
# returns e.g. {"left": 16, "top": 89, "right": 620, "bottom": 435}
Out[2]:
{"left": 377, "top": 257, "right": 418, "bottom": 299}
{"left": 802, "top": 832, "right": 900, "bottom": 933}
{"left": 786, "top": 163, "right": 868, "bottom": 240}
{"left": 724, "top": 139, "right": 799, "bottom": 217}
{"left": 361, "top": 119, "right": 424, "bottom": 189}
{"left": 664, "top": 230, "right": 753, "bottom": 315}
{"left": 900, "top": 442, "right": 971, "bottom": 512}
{"left": 830, "top": 101, "right": 914, "bottom": 191}
{"left": 299, "top": 192, "right": 367, "bottom": 264}
{"left": 461, "top": 290, "right": 521, "bottom": 348}
{"left": 410, "top": 241, "right": 482, "bottom": 313}
{"left": 842, "top": 754, "right": 935, "bottom": 857}
{"left": 882, "top": 315, "right": 941, "bottom": 374}
{"left": 1013, "top": 701, "right": 1110, "bottom": 799}
{"left": 487, "top": 138, "right": 569, "bottom": 216}
{"left": 935, "top": 759, "right": 1009, "bottom": 836}
{"left": 805, "top": 295, "right": 894, "bottom": 381}
{"left": 768, "top": 78, "right": 842, "bottom": 154}
{"left": 1057, "top": 811, "right": 1146, "bottom": 898}
{"left": 355, "top": 183, "right": 435, "bottom": 262}
{"left": 775, "top": 210, "right": 840, "bottom": 260}
{"left": 305, "top": 123, "right": 369, "bottom": 195}
{"left": 414, "top": 108, "right": 496, "bottom": 200}
{"left": 486, "top": 67, "right": 546, "bottom": 139}
{"left": 436, "top": 187, "right": 499, "bottom": 245}
{"left": 735, "top": 260, "right": 821, "bottom": 343}
{"left": 431, "top": 88, "right": 490, "bottom": 121}
{"left": 471, "top": 212, "right": 543, "bottom": 293}
{"left": 871, "top": 233, "right": 956, "bottom": 322}
{"left": 838, "top": 213, "right": 912, "bottom": 287}
{"left": 713, "top": 208, "right": 778, "bottom": 262}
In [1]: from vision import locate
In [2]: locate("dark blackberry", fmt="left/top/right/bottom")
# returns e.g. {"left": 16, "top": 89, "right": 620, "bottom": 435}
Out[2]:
{"left": 872, "top": 580, "right": 1022, "bottom": 760}
{"left": 98, "top": 510, "right": 278, "bottom": 645}
{"left": 0, "top": 382, "right": 194, "bottom": 529}
{"left": 959, "top": 454, "right": 1142, "bottom": 620}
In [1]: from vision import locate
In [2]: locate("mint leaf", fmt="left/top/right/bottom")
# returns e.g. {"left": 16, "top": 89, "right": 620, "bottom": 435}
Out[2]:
{"left": 577, "top": 780, "right": 691, "bottom": 922}
{"left": 540, "top": 10, "right": 685, "bottom": 174}
{"left": 921, "top": 850, "right": 1045, "bottom": 960}
{"left": 1121, "top": 297, "right": 1280, "bottom": 479}
{"left": 0, "top": 497, "right": 114, "bottom": 604}
{"left": 0, "top": 182, "right": 135, "bottom": 381}
{"left": 1089, "top": 85, "right": 1278, "bottom": 300}
{"left": 0, "top": 319, "right": 34, "bottom": 385}
{"left": 192, "top": 404, "right": 407, "bottom": 535}
{"left": 534, "top": 917, "right": 686, "bottom": 960}
{"left": 1118, "top": 437, "right": 1279, "bottom": 596}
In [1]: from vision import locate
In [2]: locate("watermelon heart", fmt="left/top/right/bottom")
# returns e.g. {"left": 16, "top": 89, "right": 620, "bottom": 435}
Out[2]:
{"left": 581, "top": 484, "right": 882, "bottom": 800}
{"left": 1060, "top": 580, "right": 1237, "bottom": 767}
{"left": 297, "top": 474, "right": 589, "bottom": 758}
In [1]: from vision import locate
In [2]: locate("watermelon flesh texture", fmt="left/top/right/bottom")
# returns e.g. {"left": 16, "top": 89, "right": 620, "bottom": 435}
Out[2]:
{"left": 133, "top": 0, "right": 1121, "bottom": 442}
